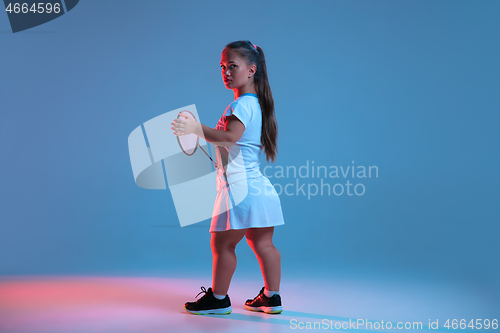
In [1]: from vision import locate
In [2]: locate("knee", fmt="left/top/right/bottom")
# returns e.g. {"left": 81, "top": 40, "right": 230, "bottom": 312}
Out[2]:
{"left": 212, "top": 240, "right": 237, "bottom": 255}
{"left": 247, "top": 239, "right": 275, "bottom": 256}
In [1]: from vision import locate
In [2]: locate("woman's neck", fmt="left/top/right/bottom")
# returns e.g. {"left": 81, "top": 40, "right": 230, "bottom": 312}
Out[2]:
{"left": 234, "top": 85, "right": 256, "bottom": 99}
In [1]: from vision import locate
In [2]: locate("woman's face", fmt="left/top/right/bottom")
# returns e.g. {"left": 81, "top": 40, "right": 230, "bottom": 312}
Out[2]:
{"left": 220, "top": 48, "right": 256, "bottom": 90}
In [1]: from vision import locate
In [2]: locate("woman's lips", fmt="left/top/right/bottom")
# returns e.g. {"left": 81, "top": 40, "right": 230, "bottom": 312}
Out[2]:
{"left": 224, "top": 78, "right": 231, "bottom": 82}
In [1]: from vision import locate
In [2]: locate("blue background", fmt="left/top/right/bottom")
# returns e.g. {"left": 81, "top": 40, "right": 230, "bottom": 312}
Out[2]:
{"left": 1, "top": 0, "right": 499, "bottom": 303}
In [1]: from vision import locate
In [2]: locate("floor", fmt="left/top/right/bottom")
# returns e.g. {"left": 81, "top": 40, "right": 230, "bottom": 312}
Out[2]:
{"left": 0, "top": 270, "right": 497, "bottom": 333}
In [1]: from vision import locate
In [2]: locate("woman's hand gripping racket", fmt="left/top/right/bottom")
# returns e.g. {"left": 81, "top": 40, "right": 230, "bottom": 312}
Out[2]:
{"left": 171, "top": 110, "right": 218, "bottom": 168}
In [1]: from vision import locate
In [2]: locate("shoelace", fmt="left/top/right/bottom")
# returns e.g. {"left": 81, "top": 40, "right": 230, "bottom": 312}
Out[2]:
{"left": 195, "top": 286, "right": 208, "bottom": 300}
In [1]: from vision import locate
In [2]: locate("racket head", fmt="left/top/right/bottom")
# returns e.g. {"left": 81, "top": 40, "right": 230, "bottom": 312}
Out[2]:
{"left": 176, "top": 110, "right": 199, "bottom": 156}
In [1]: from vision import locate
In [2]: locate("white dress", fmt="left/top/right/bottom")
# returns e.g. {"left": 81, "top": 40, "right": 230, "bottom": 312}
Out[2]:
{"left": 210, "top": 93, "right": 285, "bottom": 232}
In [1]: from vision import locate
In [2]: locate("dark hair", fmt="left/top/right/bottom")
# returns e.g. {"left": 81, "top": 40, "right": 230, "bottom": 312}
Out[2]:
{"left": 224, "top": 40, "right": 278, "bottom": 163}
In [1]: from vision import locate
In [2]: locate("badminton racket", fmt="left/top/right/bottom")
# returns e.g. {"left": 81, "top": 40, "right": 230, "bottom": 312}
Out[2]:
{"left": 176, "top": 110, "right": 218, "bottom": 168}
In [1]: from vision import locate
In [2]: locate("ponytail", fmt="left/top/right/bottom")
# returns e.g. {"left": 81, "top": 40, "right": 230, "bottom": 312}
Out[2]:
{"left": 224, "top": 41, "right": 278, "bottom": 163}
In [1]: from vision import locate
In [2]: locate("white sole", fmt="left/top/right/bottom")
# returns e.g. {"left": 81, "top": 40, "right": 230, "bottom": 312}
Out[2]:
{"left": 184, "top": 305, "right": 232, "bottom": 315}
{"left": 245, "top": 304, "right": 283, "bottom": 314}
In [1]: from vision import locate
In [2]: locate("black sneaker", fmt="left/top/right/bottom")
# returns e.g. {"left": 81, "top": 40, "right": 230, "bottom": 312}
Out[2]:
{"left": 244, "top": 287, "right": 282, "bottom": 314}
{"left": 184, "top": 286, "right": 232, "bottom": 315}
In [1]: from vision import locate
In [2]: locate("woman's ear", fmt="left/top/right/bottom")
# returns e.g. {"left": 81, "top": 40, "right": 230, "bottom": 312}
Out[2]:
{"left": 249, "top": 64, "right": 257, "bottom": 77}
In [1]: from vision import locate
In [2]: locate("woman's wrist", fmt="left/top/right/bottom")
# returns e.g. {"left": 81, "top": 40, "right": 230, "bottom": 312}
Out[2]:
{"left": 195, "top": 123, "right": 206, "bottom": 138}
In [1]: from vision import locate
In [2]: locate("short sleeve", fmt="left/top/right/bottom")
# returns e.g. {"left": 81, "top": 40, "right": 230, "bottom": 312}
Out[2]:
{"left": 226, "top": 100, "right": 251, "bottom": 128}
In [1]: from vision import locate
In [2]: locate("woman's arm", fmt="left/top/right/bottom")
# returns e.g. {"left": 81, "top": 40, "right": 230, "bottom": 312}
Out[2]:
{"left": 171, "top": 114, "right": 245, "bottom": 147}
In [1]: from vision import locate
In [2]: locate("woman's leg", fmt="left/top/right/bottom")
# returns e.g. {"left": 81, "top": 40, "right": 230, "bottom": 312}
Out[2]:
{"left": 245, "top": 227, "right": 281, "bottom": 291}
{"left": 211, "top": 228, "right": 248, "bottom": 296}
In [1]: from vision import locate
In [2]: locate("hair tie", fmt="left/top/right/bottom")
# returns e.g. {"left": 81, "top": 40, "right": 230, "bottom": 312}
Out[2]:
{"left": 253, "top": 44, "right": 257, "bottom": 50}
